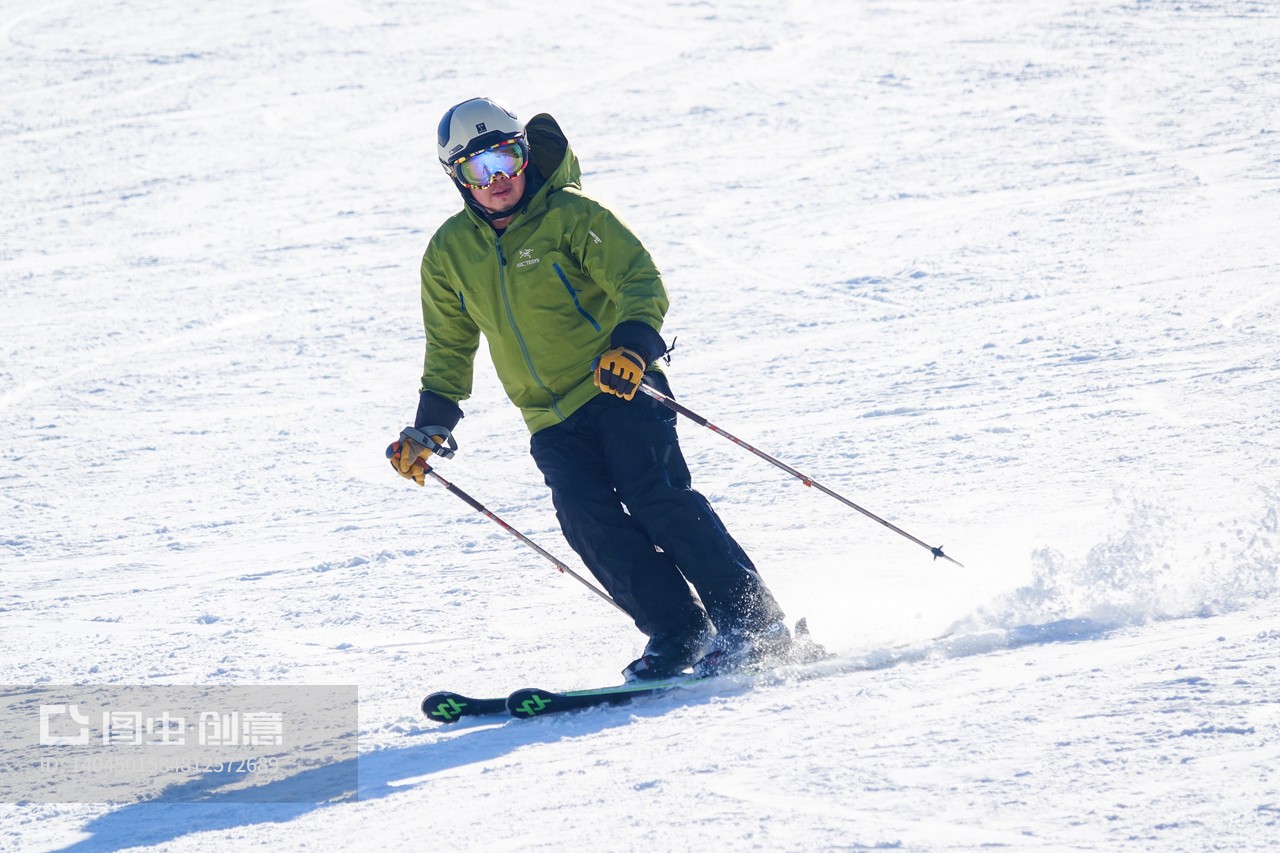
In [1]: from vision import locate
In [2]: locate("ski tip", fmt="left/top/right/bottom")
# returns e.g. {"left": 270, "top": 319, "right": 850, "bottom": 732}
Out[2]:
{"left": 421, "top": 691, "right": 508, "bottom": 724}
{"left": 422, "top": 692, "right": 466, "bottom": 723}
{"left": 931, "top": 545, "right": 965, "bottom": 568}
{"left": 507, "top": 688, "right": 556, "bottom": 719}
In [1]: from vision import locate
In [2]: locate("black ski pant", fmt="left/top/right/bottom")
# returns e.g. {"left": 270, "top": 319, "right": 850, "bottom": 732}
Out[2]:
{"left": 529, "top": 375, "right": 785, "bottom": 642}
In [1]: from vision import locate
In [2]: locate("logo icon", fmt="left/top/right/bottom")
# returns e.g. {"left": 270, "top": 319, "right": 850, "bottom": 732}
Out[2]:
{"left": 39, "top": 704, "right": 91, "bottom": 746}
{"left": 430, "top": 698, "right": 466, "bottom": 722}
{"left": 475, "top": 122, "right": 487, "bottom": 133}
{"left": 514, "top": 694, "right": 550, "bottom": 717}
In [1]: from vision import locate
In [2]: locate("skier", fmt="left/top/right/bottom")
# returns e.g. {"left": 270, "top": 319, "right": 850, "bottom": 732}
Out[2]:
{"left": 390, "top": 97, "right": 793, "bottom": 680}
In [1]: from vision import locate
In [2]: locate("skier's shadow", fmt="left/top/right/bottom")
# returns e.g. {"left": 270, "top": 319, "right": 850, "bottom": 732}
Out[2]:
{"left": 48, "top": 693, "right": 708, "bottom": 853}
{"left": 52, "top": 618, "right": 1115, "bottom": 851}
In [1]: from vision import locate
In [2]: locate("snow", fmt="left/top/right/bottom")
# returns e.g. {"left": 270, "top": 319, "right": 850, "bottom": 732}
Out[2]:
{"left": 2, "top": 0, "right": 1278, "bottom": 849}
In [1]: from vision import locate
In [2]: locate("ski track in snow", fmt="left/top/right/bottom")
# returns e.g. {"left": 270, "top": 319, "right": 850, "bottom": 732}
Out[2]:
{"left": 2, "top": 0, "right": 1278, "bottom": 850}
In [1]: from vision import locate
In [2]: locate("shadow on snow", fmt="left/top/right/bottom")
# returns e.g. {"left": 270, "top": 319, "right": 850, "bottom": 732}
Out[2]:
{"left": 51, "top": 617, "right": 1116, "bottom": 852}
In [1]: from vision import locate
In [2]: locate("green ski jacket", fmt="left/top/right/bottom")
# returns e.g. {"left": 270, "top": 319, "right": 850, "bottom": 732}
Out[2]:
{"left": 419, "top": 113, "right": 668, "bottom": 434}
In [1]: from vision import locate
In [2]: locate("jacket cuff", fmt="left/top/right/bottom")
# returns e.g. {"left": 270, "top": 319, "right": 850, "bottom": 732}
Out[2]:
{"left": 415, "top": 391, "right": 464, "bottom": 432}
{"left": 609, "top": 320, "right": 667, "bottom": 366}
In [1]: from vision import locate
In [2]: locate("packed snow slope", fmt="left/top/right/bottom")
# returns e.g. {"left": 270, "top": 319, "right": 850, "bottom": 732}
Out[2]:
{"left": 2, "top": 0, "right": 1278, "bottom": 849}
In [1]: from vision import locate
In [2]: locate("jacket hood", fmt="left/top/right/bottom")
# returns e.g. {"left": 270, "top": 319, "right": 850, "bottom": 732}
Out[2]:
{"left": 525, "top": 113, "right": 580, "bottom": 193}
{"left": 455, "top": 112, "right": 580, "bottom": 226}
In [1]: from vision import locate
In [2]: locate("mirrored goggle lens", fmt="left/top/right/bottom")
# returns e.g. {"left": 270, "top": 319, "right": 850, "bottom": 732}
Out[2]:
{"left": 454, "top": 140, "right": 527, "bottom": 189}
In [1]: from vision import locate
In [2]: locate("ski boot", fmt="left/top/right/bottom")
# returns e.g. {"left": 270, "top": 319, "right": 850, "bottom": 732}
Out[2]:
{"left": 623, "top": 622, "right": 714, "bottom": 682}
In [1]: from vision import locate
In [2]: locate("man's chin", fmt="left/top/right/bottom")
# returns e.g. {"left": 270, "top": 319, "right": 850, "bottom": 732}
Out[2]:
{"left": 486, "top": 199, "right": 519, "bottom": 218}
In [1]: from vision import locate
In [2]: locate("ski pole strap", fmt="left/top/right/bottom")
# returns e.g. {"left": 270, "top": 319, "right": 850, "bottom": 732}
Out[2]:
{"left": 400, "top": 426, "right": 458, "bottom": 460}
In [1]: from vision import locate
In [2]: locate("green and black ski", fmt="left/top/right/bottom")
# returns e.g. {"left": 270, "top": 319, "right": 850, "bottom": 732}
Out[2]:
{"left": 420, "top": 676, "right": 699, "bottom": 724}
{"left": 422, "top": 623, "right": 951, "bottom": 724}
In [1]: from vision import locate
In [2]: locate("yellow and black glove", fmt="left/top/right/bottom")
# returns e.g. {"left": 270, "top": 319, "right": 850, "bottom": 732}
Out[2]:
{"left": 592, "top": 346, "right": 648, "bottom": 401}
{"left": 387, "top": 427, "right": 457, "bottom": 486}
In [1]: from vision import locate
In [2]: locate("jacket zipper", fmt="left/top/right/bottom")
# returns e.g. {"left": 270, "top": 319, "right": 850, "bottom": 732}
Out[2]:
{"left": 496, "top": 236, "right": 565, "bottom": 419}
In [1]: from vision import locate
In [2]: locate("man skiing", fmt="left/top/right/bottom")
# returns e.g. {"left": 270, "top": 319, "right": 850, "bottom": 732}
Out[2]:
{"left": 390, "top": 97, "right": 794, "bottom": 681}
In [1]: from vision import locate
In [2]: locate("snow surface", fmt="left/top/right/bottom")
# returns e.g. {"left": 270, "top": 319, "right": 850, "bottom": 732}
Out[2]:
{"left": 2, "top": 0, "right": 1279, "bottom": 848}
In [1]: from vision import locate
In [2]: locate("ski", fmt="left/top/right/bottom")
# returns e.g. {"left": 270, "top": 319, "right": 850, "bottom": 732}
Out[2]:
{"left": 506, "top": 674, "right": 704, "bottom": 719}
{"left": 421, "top": 690, "right": 509, "bottom": 724}
{"left": 505, "top": 620, "right": 830, "bottom": 720}
{"left": 425, "top": 624, "right": 955, "bottom": 724}
{"left": 502, "top": 626, "right": 955, "bottom": 721}
{"left": 420, "top": 679, "right": 693, "bottom": 724}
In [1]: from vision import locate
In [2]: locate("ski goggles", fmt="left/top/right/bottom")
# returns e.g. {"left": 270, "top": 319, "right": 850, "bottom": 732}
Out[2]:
{"left": 451, "top": 138, "right": 529, "bottom": 189}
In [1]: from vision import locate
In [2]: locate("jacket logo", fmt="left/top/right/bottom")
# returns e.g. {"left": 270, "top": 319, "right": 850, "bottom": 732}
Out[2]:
{"left": 515, "top": 247, "right": 540, "bottom": 269}
{"left": 475, "top": 122, "right": 487, "bottom": 133}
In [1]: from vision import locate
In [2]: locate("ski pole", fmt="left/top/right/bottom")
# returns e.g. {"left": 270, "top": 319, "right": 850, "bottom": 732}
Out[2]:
{"left": 637, "top": 385, "right": 964, "bottom": 568}
{"left": 386, "top": 443, "right": 627, "bottom": 614}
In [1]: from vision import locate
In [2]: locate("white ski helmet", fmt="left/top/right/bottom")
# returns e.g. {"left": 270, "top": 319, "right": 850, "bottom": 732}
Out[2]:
{"left": 436, "top": 97, "right": 525, "bottom": 176}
